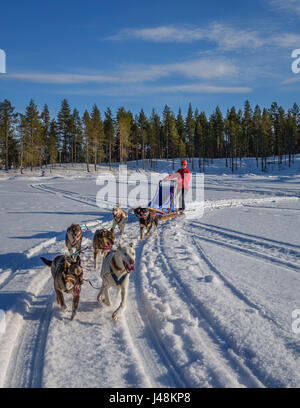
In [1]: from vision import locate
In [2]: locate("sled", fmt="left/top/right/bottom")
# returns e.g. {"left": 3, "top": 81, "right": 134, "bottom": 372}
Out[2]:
{"left": 147, "top": 180, "right": 184, "bottom": 221}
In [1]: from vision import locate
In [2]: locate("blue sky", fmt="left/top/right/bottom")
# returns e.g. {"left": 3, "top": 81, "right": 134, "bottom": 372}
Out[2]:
{"left": 0, "top": 0, "right": 300, "bottom": 118}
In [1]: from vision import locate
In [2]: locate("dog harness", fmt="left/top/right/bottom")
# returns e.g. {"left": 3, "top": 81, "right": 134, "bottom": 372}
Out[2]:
{"left": 112, "top": 210, "right": 128, "bottom": 229}
{"left": 103, "top": 245, "right": 112, "bottom": 251}
{"left": 109, "top": 255, "right": 133, "bottom": 286}
{"left": 110, "top": 269, "right": 128, "bottom": 286}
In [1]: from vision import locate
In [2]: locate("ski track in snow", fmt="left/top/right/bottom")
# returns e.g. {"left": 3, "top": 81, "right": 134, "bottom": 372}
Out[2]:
{"left": 186, "top": 225, "right": 300, "bottom": 273}
{"left": 0, "top": 174, "right": 299, "bottom": 388}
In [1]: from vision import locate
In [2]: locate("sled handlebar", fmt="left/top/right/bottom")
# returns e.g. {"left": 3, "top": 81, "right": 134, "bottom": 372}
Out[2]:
{"left": 159, "top": 179, "right": 176, "bottom": 186}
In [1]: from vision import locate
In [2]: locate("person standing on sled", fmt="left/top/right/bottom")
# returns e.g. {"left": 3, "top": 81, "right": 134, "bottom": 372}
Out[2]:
{"left": 164, "top": 160, "right": 190, "bottom": 213}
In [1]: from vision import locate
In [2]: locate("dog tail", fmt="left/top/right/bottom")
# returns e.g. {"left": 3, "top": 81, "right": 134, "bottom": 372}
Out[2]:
{"left": 40, "top": 257, "right": 52, "bottom": 267}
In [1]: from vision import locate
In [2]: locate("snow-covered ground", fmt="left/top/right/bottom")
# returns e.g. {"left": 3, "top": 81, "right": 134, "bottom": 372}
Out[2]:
{"left": 0, "top": 157, "right": 299, "bottom": 388}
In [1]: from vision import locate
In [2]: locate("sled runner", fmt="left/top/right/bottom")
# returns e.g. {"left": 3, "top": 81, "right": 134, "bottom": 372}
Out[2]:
{"left": 147, "top": 180, "right": 184, "bottom": 220}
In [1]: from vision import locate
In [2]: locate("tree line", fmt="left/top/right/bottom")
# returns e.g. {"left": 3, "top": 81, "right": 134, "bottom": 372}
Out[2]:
{"left": 0, "top": 98, "right": 299, "bottom": 173}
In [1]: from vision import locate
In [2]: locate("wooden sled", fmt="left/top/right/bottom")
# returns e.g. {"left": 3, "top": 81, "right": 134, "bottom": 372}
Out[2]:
{"left": 147, "top": 207, "right": 184, "bottom": 221}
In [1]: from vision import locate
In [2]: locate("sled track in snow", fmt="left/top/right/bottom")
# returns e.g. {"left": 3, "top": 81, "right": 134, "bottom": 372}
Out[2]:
{"left": 187, "top": 227, "right": 300, "bottom": 274}
{"left": 30, "top": 183, "right": 98, "bottom": 208}
{"left": 190, "top": 221, "right": 300, "bottom": 253}
{"left": 0, "top": 235, "right": 64, "bottom": 388}
{"left": 190, "top": 236, "right": 289, "bottom": 335}
{"left": 4, "top": 278, "right": 54, "bottom": 388}
{"left": 128, "top": 237, "right": 189, "bottom": 388}
{"left": 156, "top": 232, "right": 265, "bottom": 388}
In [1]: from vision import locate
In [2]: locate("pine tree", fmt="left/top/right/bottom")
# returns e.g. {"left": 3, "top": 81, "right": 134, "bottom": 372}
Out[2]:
{"left": 168, "top": 113, "right": 180, "bottom": 158}
{"left": 90, "top": 104, "right": 104, "bottom": 171}
{"left": 0, "top": 99, "right": 17, "bottom": 170}
{"left": 57, "top": 99, "right": 72, "bottom": 163}
{"left": 198, "top": 111, "right": 209, "bottom": 170}
{"left": 138, "top": 109, "right": 148, "bottom": 166}
{"left": 70, "top": 109, "right": 83, "bottom": 164}
{"left": 176, "top": 108, "right": 186, "bottom": 158}
{"left": 162, "top": 105, "right": 172, "bottom": 160}
{"left": 103, "top": 108, "right": 115, "bottom": 169}
{"left": 261, "top": 108, "right": 272, "bottom": 171}
{"left": 117, "top": 107, "right": 133, "bottom": 163}
{"left": 48, "top": 120, "right": 59, "bottom": 169}
{"left": 225, "top": 107, "right": 240, "bottom": 172}
{"left": 243, "top": 101, "right": 254, "bottom": 157}
{"left": 253, "top": 105, "right": 262, "bottom": 167}
{"left": 209, "top": 106, "right": 224, "bottom": 160}
{"left": 82, "top": 110, "right": 91, "bottom": 172}
{"left": 24, "top": 99, "right": 42, "bottom": 171}
{"left": 149, "top": 109, "right": 162, "bottom": 160}
{"left": 41, "top": 104, "right": 51, "bottom": 167}
{"left": 185, "top": 103, "right": 195, "bottom": 159}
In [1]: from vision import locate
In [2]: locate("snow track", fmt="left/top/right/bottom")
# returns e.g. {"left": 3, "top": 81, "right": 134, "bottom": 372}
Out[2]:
{"left": 187, "top": 224, "right": 300, "bottom": 273}
{"left": 147, "top": 231, "right": 264, "bottom": 387}
{"left": 1, "top": 173, "right": 299, "bottom": 388}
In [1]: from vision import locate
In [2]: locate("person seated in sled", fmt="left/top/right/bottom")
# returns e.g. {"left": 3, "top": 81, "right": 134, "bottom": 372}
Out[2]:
{"left": 163, "top": 160, "right": 190, "bottom": 213}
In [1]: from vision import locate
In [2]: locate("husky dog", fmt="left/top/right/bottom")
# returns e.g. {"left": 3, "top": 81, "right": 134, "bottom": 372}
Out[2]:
{"left": 112, "top": 206, "right": 129, "bottom": 236}
{"left": 97, "top": 242, "right": 135, "bottom": 321}
{"left": 40, "top": 255, "right": 83, "bottom": 320}
{"left": 133, "top": 207, "right": 159, "bottom": 240}
{"left": 93, "top": 228, "right": 115, "bottom": 268}
{"left": 65, "top": 224, "right": 82, "bottom": 258}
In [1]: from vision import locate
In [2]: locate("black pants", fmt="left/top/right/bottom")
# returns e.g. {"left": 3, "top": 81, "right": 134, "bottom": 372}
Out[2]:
{"left": 177, "top": 188, "right": 186, "bottom": 211}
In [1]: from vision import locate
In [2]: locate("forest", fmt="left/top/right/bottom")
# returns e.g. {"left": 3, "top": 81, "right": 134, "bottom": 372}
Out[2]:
{"left": 0, "top": 98, "right": 299, "bottom": 173}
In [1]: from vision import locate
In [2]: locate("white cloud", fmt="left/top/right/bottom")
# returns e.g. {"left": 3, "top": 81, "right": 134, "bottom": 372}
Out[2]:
{"left": 281, "top": 77, "right": 300, "bottom": 85}
{"left": 159, "top": 84, "right": 252, "bottom": 94}
{"left": 272, "top": 33, "right": 300, "bottom": 48}
{"left": 6, "top": 73, "right": 120, "bottom": 84}
{"left": 106, "top": 23, "right": 266, "bottom": 50}
{"left": 106, "top": 22, "right": 300, "bottom": 51}
{"left": 270, "top": 0, "right": 300, "bottom": 15}
{"left": 4, "top": 57, "right": 239, "bottom": 85}
{"left": 54, "top": 83, "right": 252, "bottom": 97}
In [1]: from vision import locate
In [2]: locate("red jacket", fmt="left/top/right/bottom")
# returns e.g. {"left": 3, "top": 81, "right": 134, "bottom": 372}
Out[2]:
{"left": 165, "top": 168, "right": 190, "bottom": 189}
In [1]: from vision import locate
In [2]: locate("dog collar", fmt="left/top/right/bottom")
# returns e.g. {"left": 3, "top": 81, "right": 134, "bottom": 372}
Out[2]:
{"left": 103, "top": 245, "right": 112, "bottom": 251}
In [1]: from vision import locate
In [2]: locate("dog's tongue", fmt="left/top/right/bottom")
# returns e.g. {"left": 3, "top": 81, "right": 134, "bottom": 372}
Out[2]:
{"left": 72, "top": 236, "right": 78, "bottom": 246}
{"left": 73, "top": 284, "right": 81, "bottom": 296}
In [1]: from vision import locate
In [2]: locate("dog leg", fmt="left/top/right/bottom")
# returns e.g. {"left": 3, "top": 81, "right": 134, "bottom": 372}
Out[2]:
{"left": 115, "top": 286, "right": 121, "bottom": 300}
{"left": 140, "top": 226, "right": 143, "bottom": 240}
{"left": 97, "top": 288, "right": 103, "bottom": 302}
{"left": 146, "top": 224, "right": 153, "bottom": 236}
{"left": 97, "top": 284, "right": 112, "bottom": 306}
{"left": 94, "top": 250, "right": 99, "bottom": 269}
{"left": 103, "top": 286, "right": 112, "bottom": 306}
{"left": 71, "top": 295, "right": 80, "bottom": 320}
{"left": 56, "top": 290, "right": 67, "bottom": 310}
{"left": 112, "top": 279, "right": 128, "bottom": 321}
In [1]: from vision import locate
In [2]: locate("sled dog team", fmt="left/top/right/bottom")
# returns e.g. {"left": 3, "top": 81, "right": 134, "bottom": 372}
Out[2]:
{"left": 41, "top": 206, "right": 160, "bottom": 321}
